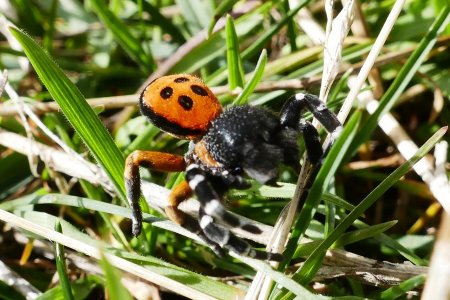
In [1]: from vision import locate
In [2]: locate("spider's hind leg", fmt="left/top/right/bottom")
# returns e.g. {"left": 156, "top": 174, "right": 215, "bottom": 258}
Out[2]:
{"left": 165, "top": 180, "right": 225, "bottom": 257}
{"left": 199, "top": 209, "right": 283, "bottom": 261}
{"left": 185, "top": 164, "right": 261, "bottom": 233}
{"left": 185, "top": 164, "right": 283, "bottom": 261}
{"left": 280, "top": 93, "right": 343, "bottom": 164}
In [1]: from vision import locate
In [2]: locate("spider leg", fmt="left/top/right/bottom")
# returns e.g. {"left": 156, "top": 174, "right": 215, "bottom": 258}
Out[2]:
{"left": 124, "top": 151, "right": 186, "bottom": 236}
{"left": 185, "top": 164, "right": 261, "bottom": 234}
{"left": 185, "top": 164, "right": 283, "bottom": 261}
{"left": 166, "top": 180, "right": 225, "bottom": 257}
{"left": 198, "top": 208, "right": 283, "bottom": 261}
{"left": 280, "top": 93, "right": 343, "bottom": 164}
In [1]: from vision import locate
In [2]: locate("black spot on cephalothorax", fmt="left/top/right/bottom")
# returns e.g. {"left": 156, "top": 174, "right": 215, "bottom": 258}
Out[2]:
{"left": 160, "top": 87, "right": 173, "bottom": 99}
{"left": 178, "top": 95, "right": 193, "bottom": 110}
{"left": 191, "top": 84, "right": 208, "bottom": 96}
{"left": 174, "top": 77, "right": 189, "bottom": 83}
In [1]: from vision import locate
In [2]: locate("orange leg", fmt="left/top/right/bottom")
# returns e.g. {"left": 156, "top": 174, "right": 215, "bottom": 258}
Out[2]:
{"left": 165, "top": 180, "right": 193, "bottom": 225}
{"left": 166, "top": 180, "right": 225, "bottom": 257}
{"left": 124, "top": 150, "right": 186, "bottom": 236}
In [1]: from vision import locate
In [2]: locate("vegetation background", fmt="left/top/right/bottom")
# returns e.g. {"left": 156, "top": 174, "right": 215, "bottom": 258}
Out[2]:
{"left": 0, "top": 0, "right": 449, "bottom": 299}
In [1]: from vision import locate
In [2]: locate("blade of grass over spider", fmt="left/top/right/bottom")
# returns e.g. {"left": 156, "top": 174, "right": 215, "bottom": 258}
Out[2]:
{"left": 226, "top": 14, "right": 245, "bottom": 90}
{"left": 9, "top": 27, "right": 127, "bottom": 202}
{"left": 293, "top": 126, "right": 447, "bottom": 287}
{"left": 232, "top": 49, "right": 267, "bottom": 105}
{"left": 54, "top": 220, "right": 75, "bottom": 300}
{"left": 282, "top": 110, "right": 362, "bottom": 267}
{"left": 207, "top": 0, "right": 238, "bottom": 36}
{"left": 0, "top": 209, "right": 243, "bottom": 300}
{"left": 90, "top": 0, "right": 155, "bottom": 73}
{"left": 348, "top": 5, "right": 450, "bottom": 156}
{"left": 99, "top": 251, "right": 133, "bottom": 300}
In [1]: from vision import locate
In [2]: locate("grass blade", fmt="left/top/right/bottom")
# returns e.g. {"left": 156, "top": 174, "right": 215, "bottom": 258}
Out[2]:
{"left": 333, "top": 220, "right": 398, "bottom": 247}
{"left": 379, "top": 274, "right": 426, "bottom": 300}
{"left": 241, "top": 0, "right": 309, "bottom": 59}
{"left": 226, "top": 14, "right": 245, "bottom": 89}
{"left": 348, "top": 5, "right": 450, "bottom": 155}
{"left": 207, "top": 0, "right": 238, "bottom": 36}
{"left": 232, "top": 255, "right": 325, "bottom": 300}
{"left": 295, "top": 126, "right": 447, "bottom": 285}
{"left": 10, "top": 27, "right": 127, "bottom": 202}
{"left": 142, "top": 1, "right": 185, "bottom": 44}
{"left": 232, "top": 49, "right": 267, "bottom": 105}
{"left": 283, "top": 110, "right": 362, "bottom": 263}
{"left": 99, "top": 252, "right": 132, "bottom": 300}
{"left": 0, "top": 209, "right": 243, "bottom": 299}
{"left": 54, "top": 220, "right": 75, "bottom": 300}
{"left": 90, "top": 0, "right": 156, "bottom": 73}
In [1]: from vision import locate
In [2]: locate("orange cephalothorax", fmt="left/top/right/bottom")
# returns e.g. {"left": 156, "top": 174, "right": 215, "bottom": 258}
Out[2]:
{"left": 139, "top": 74, "right": 222, "bottom": 139}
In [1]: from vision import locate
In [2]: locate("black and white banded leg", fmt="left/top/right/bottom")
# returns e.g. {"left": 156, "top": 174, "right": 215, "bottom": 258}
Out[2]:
{"left": 185, "top": 164, "right": 282, "bottom": 261}
{"left": 198, "top": 208, "right": 282, "bottom": 261}
{"left": 186, "top": 164, "right": 261, "bottom": 233}
{"left": 280, "top": 93, "right": 343, "bottom": 163}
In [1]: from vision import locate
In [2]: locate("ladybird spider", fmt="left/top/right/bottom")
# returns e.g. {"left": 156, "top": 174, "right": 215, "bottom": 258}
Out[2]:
{"left": 124, "top": 74, "right": 342, "bottom": 261}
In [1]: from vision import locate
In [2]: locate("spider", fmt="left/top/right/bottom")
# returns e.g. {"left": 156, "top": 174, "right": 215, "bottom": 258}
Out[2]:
{"left": 124, "top": 74, "right": 342, "bottom": 261}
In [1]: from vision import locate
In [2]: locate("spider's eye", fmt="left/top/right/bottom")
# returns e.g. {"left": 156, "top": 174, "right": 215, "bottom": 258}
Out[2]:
{"left": 139, "top": 74, "right": 223, "bottom": 139}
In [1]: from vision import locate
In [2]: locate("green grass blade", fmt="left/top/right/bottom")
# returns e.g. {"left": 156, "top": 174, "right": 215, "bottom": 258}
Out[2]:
{"left": 333, "top": 220, "right": 398, "bottom": 247}
{"left": 226, "top": 14, "right": 245, "bottom": 89}
{"left": 37, "top": 277, "right": 99, "bottom": 300}
{"left": 42, "top": 0, "right": 58, "bottom": 53}
{"left": 176, "top": 0, "right": 210, "bottom": 32}
{"left": 0, "top": 209, "right": 243, "bottom": 299}
{"left": 348, "top": 5, "right": 450, "bottom": 155}
{"left": 283, "top": 110, "right": 362, "bottom": 264}
{"left": 142, "top": 1, "right": 185, "bottom": 44}
{"left": 99, "top": 252, "right": 133, "bottom": 300}
{"left": 232, "top": 49, "right": 267, "bottom": 105}
{"left": 257, "top": 184, "right": 355, "bottom": 211}
{"left": 294, "top": 221, "right": 397, "bottom": 258}
{"left": 378, "top": 274, "right": 426, "bottom": 300}
{"left": 234, "top": 256, "right": 325, "bottom": 300}
{"left": 241, "top": 0, "right": 309, "bottom": 59}
{"left": 54, "top": 220, "right": 75, "bottom": 300}
{"left": 10, "top": 27, "right": 127, "bottom": 202}
{"left": 90, "top": 0, "right": 156, "bottom": 73}
{"left": 294, "top": 126, "right": 447, "bottom": 285}
{"left": 207, "top": 0, "right": 238, "bottom": 36}
{"left": 282, "top": 0, "right": 298, "bottom": 51}
{"left": 0, "top": 194, "right": 158, "bottom": 223}
{"left": 168, "top": 3, "right": 271, "bottom": 75}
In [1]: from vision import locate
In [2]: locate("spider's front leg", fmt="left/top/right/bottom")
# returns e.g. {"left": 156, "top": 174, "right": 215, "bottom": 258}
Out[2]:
{"left": 185, "top": 164, "right": 283, "bottom": 261}
{"left": 280, "top": 93, "right": 343, "bottom": 164}
{"left": 125, "top": 150, "right": 225, "bottom": 256}
{"left": 124, "top": 150, "right": 186, "bottom": 235}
